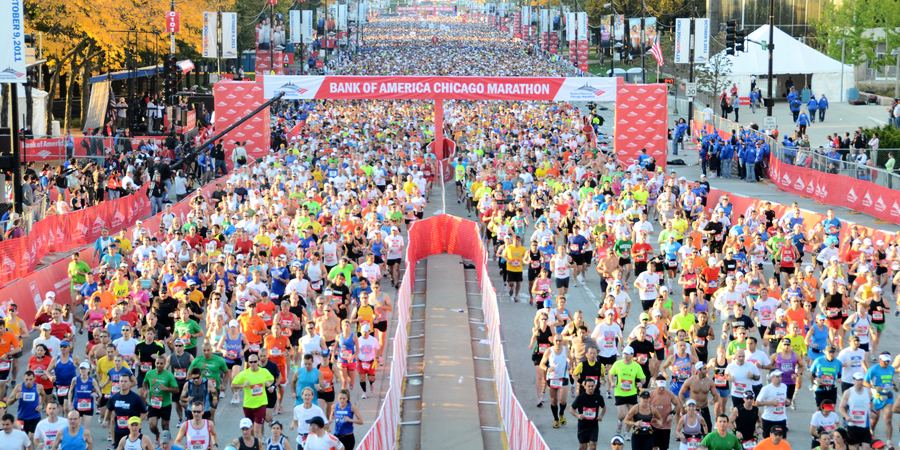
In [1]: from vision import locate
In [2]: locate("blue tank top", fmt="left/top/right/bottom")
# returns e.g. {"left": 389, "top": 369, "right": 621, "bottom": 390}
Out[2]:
{"left": 60, "top": 426, "right": 86, "bottom": 450}
{"left": 55, "top": 355, "right": 77, "bottom": 387}
{"left": 214, "top": 272, "right": 230, "bottom": 291}
{"left": 809, "top": 324, "right": 829, "bottom": 356}
{"left": 107, "top": 321, "right": 127, "bottom": 341}
{"left": 264, "top": 435, "right": 287, "bottom": 450}
{"left": 333, "top": 402, "right": 354, "bottom": 435}
{"left": 694, "top": 299, "right": 709, "bottom": 314}
{"left": 108, "top": 366, "right": 133, "bottom": 395}
{"left": 338, "top": 334, "right": 356, "bottom": 363}
{"left": 671, "top": 354, "right": 693, "bottom": 384}
{"left": 74, "top": 376, "right": 95, "bottom": 412}
{"left": 18, "top": 382, "right": 41, "bottom": 420}
{"left": 224, "top": 333, "right": 243, "bottom": 363}
{"left": 186, "top": 380, "right": 211, "bottom": 411}
{"left": 371, "top": 241, "right": 384, "bottom": 257}
{"left": 295, "top": 367, "right": 320, "bottom": 405}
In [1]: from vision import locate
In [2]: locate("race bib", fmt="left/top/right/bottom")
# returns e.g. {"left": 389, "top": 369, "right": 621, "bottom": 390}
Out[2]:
{"left": 733, "top": 382, "right": 747, "bottom": 394}
{"left": 249, "top": 343, "right": 261, "bottom": 352}
{"left": 190, "top": 439, "right": 206, "bottom": 450}
{"left": 141, "top": 363, "right": 152, "bottom": 373}
{"left": 77, "top": 398, "right": 91, "bottom": 411}
{"left": 686, "top": 437, "right": 701, "bottom": 449}
{"left": 270, "top": 348, "right": 282, "bottom": 357}
{"left": 531, "top": 261, "right": 540, "bottom": 269}
{"left": 510, "top": 260, "right": 521, "bottom": 268}
{"left": 636, "top": 353, "right": 648, "bottom": 364}
{"left": 539, "top": 343, "right": 551, "bottom": 353}
{"left": 549, "top": 378, "right": 564, "bottom": 388}
{"left": 57, "top": 386, "right": 69, "bottom": 397}
{"left": 873, "top": 311, "right": 884, "bottom": 321}
{"left": 708, "top": 280, "right": 718, "bottom": 289}
{"left": 715, "top": 374, "right": 727, "bottom": 388}
{"left": 583, "top": 407, "right": 597, "bottom": 419}
{"left": 621, "top": 379, "right": 634, "bottom": 391}
{"left": 820, "top": 374, "right": 835, "bottom": 386}
{"left": 225, "top": 350, "right": 238, "bottom": 359}
{"left": 827, "top": 308, "right": 840, "bottom": 318}
{"left": 742, "top": 441, "right": 757, "bottom": 450}
{"left": 174, "top": 369, "right": 187, "bottom": 380}
{"left": 341, "top": 349, "right": 352, "bottom": 360}
{"left": 117, "top": 416, "right": 128, "bottom": 428}
{"left": 693, "top": 338, "right": 706, "bottom": 347}
{"left": 151, "top": 396, "right": 163, "bottom": 408}
{"left": 23, "top": 392, "right": 35, "bottom": 402}
{"left": 0, "top": 361, "right": 11, "bottom": 371}
{"left": 361, "top": 361, "right": 371, "bottom": 369}
{"left": 250, "top": 384, "right": 264, "bottom": 396}
{"left": 111, "top": 382, "right": 120, "bottom": 394}
{"left": 851, "top": 410, "right": 866, "bottom": 425}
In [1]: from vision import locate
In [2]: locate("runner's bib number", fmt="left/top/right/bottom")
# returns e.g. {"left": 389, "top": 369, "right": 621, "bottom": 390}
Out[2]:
{"left": 251, "top": 384, "right": 264, "bottom": 396}
{"left": 549, "top": 378, "right": 563, "bottom": 388}
{"left": 620, "top": 379, "right": 634, "bottom": 391}
{"left": 174, "top": 369, "right": 187, "bottom": 380}
{"left": 583, "top": 407, "right": 596, "bottom": 419}
{"left": 151, "top": 396, "right": 163, "bottom": 408}
{"left": 57, "top": 386, "right": 69, "bottom": 397}
{"left": 117, "top": 416, "right": 128, "bottom": 428}
{"left": 77, "top": 398, "right": 91, "bottom": 411}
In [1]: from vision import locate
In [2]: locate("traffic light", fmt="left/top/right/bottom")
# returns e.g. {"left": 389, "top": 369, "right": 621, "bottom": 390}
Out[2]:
{"left": 735, "top": 28, "right": 746, "bottom": 52}
{"left": 725, "top": 20, "right": 736, "bottom": 55}
{"left": 165, "top": 56, "right": 178, "bottom": 101}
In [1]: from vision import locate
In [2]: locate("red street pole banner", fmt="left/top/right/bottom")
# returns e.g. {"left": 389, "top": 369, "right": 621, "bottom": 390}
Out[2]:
{"left": 261, "top": 75, "right": 618, "bottom": 102}
{"left": 165, "top": 11, "right": 180, "bottom": 33}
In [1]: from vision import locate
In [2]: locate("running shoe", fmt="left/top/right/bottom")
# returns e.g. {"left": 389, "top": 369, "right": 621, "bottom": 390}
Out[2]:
{"left": 361, "top": 392, "right": 368, "bottom": 399}
{"left": 232, "top": 393, "right": 240, "bottom": 404}
{"left": 553, "top": 421, "right": 559, "bottom": 429}
{"left": 626, "top": 435, "right": 632, "bottom": 441}
{"left": 790, "top": 403, "right": 796, "bottom": 410}
{"left": 560, "top": 416, "right": 566, "bottom": 426}
{"left": 107, "top": 436, "right": 112, "bottom": 442}
{"left": 607, "top": 390, "right": 612, "bottom": 399}
{"left": 617, "top": 421, "right": 622, "bottom": 434}
{"left": 277, "top": 405, "right": 284, "bottom": 414}
{"left": 536, "top": 400, "right": 543, "bottom": 408}
{"left": 508, "top": 286, "right": 513, "bottom": 297}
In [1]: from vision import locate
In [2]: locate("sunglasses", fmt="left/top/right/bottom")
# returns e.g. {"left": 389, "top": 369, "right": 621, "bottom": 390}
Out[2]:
{"left": 249, "top": 360, "right": 259, "bottom": 364}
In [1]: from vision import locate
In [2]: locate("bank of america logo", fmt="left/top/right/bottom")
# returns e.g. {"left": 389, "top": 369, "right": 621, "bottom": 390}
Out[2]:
{"left": 1, "top": 68, "right": 24, "bottom": 78}
{"left": 575, "top": 83, "right": 606, "bottom": 96}
{"left": 274, "top": 82, "right": 308, "bottom": 95}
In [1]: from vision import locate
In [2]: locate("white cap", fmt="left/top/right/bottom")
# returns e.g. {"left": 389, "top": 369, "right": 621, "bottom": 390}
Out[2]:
{"left": 694, "top": 362, "right": 705, "bottom": 370}
{"left": 770, "top": 370, "right": 783, "bottom": 378}
{"left": 623, "top": 346, "right": 635, "bottom": 355}
{"left": 239, "top": 418, "right": 253, "bottom": 429}
{"left": 46, "top": 291, "right": 56, "bottom": 299}
{"left": 651, "top": 309, "right": 662, "bottom": 317}
{"left": 42, "top": 299, "right": 53, "bottom": 307}
{"left": 237, "top": 275, "right": 247, "bottom": 284}
{"left": 707, "top": 257, "right": 717, "bottom": 266}
{"left": 879, "top": 353, "right": 892, "bottom": 362}
{"left": 228, "top": 320, "right": 240, "bottom": 328}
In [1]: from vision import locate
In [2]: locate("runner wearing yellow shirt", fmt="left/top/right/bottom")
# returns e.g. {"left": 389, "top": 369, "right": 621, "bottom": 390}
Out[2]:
{"left": 502, "top": 236, "right": 528, "bottom": 301}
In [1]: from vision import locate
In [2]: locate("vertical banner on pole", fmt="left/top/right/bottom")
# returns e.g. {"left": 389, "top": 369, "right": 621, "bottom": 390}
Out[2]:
{"left": 221, "top": 13, "right": 237, "bottom": 58}
{"left": 302, "top": 10, "right": 314, "bottom": 41}
{"left": 0, "top": 0, "right": 26, "bottom": 83}
{"left": 601, "top": 15, "right": 611, "bottom": 48}
{"left": 644, "top": 17, "right": 657, "bottom": 49}
{"left": 628, "top": 17, "right": 641, "bottom": 55}
{"left": 577, "top": 12, "right": 589, "bottom": 72}
{"left": 674, "top": 18, "right": 691, "bottom": 64}
{"left": 614, "top": 14, "right": 625, "bottom": 41}
{"left": 290, "top": 10, "right": 302, "bottom": 44}
{"left": 565, "top": 12, "right": 576, "bottom": 41}
{"left": 202, "top": 12, "right": 218, "bottom": 58}
{"left": 337, "top": 4, "right": 348, "bottom": 30}
{"left": 694, "top": 18, "right": 710, "bottom": 63}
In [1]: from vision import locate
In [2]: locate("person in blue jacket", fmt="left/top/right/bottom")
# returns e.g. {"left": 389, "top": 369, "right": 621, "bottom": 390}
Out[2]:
{"left": 807, "top": 95, "right": 818, "bottom": 122}
{"left": 796, "top": 109, "right": 811, "bottom": 136}
{"left": 754, "top": 140, "right": 768, "bottom": 182}
{"left": 818, "top": 95, "right": 829, "bottom": 122}
{"left": 720, "top": 139, "right": 735, "bottom": 178}
{"left": 790, "top": 97, "right": 802, "bottom": 122}
{"left": 750, "top": 89, "right": 759, "bottom": 113}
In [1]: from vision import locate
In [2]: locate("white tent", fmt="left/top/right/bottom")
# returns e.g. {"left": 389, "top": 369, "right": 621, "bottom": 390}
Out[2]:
{"left": 711, "top": 25, "right": 854, "bottom": 102}
{"left": 0, "top": 85, "right": 50, "bottom": 137}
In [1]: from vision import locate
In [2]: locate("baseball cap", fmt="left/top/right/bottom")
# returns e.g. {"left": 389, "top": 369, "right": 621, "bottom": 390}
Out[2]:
{"left": 239, "top": 418, "right": 253, "bottom": 429}
{"left": 42, "top": 299, "right": 53, "bottom": 307}
{"left": 639, "top": 312, "right": 650, "bottom": 321}
{"left": 306, "top": 416, "right": 326, "bottom": 427}
{"left": 694, "top": 362, "right": 704, "bottom": 370}
{"left": 879, "top": 353, "right": 892, "bottom": 362}
{"left": 623, "top": 346, "right": 635, "bottom": 355}
{"left": 237, "top": 275, "right": 247, "bottom": 284}
{"left": 79, "top": 361, "right": 90, "bottom": 369}
{"left": 639, "top": 390, "right": 651, "bottom": 398}
{"left": 229, "top": 320, "right": 240, "bottom": 328}
{"left": 826, "top": 345, "right": 837, "bottom": 352}
{"left": 174, "top": 339, "right": 186, "bottom": 345}
{"left": 771, "top": 425, "right": 785, "bottom": 435}
{"left": 744, "top": 390, "right": 755, "bottom": 399}
{"left": 160, "top": 431, "right": 173, "bottom": 444}
{"left": 40, "top": 323, "right": 51, "bottom": 330}
{"left": 128, "top": 417, "right": 142, "bottom": 426}
{"left": 853, "top": 372, "right": 865, "bottom": 380}
{"left": 46, "top": 291, "right": 56, "bottom": 299}
{"left": 60, "top": 341, "right": 70, "bottom": 348}
{"left": 611, "top": 436, "right": 626, "bottom": 445}
{"left": 872, "top": 440, "right": 887, "bottom": 449}
{"left": 651, "top": 309, "right": 662, "bottom": 317}
{"left": 775, "top": 309, "right": 786, "bottom": 317}
{"left": 821, "top": 401, "right": 835, "bottom": 411}
{"left": 850, "top": 335, "right": 861, "bottom": 342}
{"left": 685, "top": 399, "right": 697, "bottom": 406}
{"left": 769, "top": 370, "right": 783, "bottom": 378}
{"left": 361, "top": 324, "right": 371, "bottom": 333}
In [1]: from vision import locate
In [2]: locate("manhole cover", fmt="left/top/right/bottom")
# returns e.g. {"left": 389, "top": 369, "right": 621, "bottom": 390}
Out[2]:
{"left": 409, "top": 379, "right": 422, "bottom": 386}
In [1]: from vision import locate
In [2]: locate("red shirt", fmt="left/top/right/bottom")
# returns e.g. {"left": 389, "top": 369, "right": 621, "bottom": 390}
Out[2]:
{"left": 235, "top": 238, "right": 253, "bottom": 255}
{"left": 50, "top": 322, "right": 73, "bottom": 341}
{"left": 631, "top": 243, "right": 653, "bottom": 263}
{"left": 184, "top": 234, "right": 202, "bottom": 250}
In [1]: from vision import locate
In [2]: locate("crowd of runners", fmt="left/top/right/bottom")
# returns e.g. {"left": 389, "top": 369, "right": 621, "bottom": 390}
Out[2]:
{"left": 1, "top": 14, "right": 898, "bottom": 450}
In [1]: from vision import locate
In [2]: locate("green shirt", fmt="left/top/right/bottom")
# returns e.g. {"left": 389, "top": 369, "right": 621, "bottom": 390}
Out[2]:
{"left": 144, "top": 369, "right": 178, "bottom": 407}
{"left": 68, "top": 261, "right": 91, "bottom": 286}
{"left": 726, "top": 340, "right": 748, "bottom": 357}
{"left": 233, "top": 368, "right": 275, "bottom": 409}
{"left": 699, "top": 431, "right": 743, "bottom": 450}
{"left": 173, "top": 320, "right": 202, "bottom": 350}
{"left": 614, "top": 239, "right": 634, "bottom": 258}
{"left": 608, "top": 360, "right": 645, "bottom": 397}
{"left": 886, "top": 157, "right": 895, "bottom": 172}
{"left": 671, "top": 313, "right": 696, "bottom": 334}
{"left": 328, "top": 265, "right": 353, "bottom": 284}
{"left": 188, "top": 354, "right": 229, "bottom": 387}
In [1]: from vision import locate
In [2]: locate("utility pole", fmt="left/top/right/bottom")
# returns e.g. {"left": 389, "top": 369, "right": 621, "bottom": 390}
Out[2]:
{"left": 765, "top": 0, "right": 774, "bottom": 117}
{"left": 270, "top": 1, "right": 275, "bottom": 74}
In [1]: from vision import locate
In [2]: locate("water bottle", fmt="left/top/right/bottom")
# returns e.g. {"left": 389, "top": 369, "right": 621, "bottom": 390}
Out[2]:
{"left": 458, "top": 376, "right": 464, "bottom": 384}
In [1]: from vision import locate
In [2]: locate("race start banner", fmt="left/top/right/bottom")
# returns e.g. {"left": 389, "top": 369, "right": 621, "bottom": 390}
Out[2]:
{"left": 261, "top": 75, "right": 618, "bottom": 102}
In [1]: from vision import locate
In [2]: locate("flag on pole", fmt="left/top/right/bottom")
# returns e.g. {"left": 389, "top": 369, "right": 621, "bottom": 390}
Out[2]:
{"left": 649, "top": 37, "right": 664, "bottom": 66}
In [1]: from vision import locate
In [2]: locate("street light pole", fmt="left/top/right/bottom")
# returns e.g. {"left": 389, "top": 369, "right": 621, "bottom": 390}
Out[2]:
{"left": 840, "top": 38, "right": 845, "bottom": 102}
{"left": 765, "top": 0, "right": 775, "bottom": 118}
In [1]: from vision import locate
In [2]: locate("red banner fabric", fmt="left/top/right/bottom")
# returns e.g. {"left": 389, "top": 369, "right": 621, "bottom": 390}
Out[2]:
{"left": 213, "top": 81, "right": 271, "bottom": 170}
{"left": 614, "top": 83, "right": 669, "bottom": 171}
{"left": 0, "top": 185, "right": 150, "bottom": 287}
{"left": 768, "top": 155, "right": 900, "bottom": 223}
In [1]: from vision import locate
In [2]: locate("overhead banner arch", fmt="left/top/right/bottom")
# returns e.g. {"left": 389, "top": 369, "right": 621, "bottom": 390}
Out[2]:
{"left": 261, "top": 75, "right": 618, "bottom": 102}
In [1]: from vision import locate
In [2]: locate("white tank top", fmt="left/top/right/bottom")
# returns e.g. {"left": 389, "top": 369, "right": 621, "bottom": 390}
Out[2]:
{"left": 847, "top": 388, "right": 870, "bottom": 427}
{"left": 124, "top": 434, "right": 144, "bottom": 450}
{"left": 302, "top": 335, "right": 324, "bottom": 366}
{"left": 234, "top": 287, "right": 251, "bottom": 315}
{"left": 546, "top": 345, "right": 569, "bottom": 380}
{"left": 322, "top": 242, "right": 339, "bottom": 266}
{"left": 307, "top": 262, "right": 323, "bottom": 282}
{"left": 852, "top": 316, "right": 871, "bottom": 344}
{"left": 186, "top": 420, "right": 210, "bottom": 450}
{"left": 553, "top": 257, "right": 570, "bottom": 279}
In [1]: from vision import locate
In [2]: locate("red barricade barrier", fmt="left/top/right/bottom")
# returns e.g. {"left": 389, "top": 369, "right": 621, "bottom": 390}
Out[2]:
{"left": 0, "top": 169, "right": 247, "bottom": 329}
{"left": 0, "top": 186, "right": 151, "bottom": 286}
{"left": 358, "top": 214, "right": 549, "bottom": 449}
{"left": 768, "top": 155, "right": 900, "bottom": 224}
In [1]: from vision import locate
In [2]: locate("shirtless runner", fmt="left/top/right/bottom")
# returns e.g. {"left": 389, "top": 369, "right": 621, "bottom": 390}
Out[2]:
{"left": 678, "top": 361, "right": 719, "bottom": 432}
{"left": 314, "top": 299, "right": 342, "bottom": 355}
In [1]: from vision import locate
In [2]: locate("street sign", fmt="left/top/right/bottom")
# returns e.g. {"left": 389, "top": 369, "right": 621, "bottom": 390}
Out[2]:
{"left": 685, "top": 82, "right": 698, "bottom": 97}
{"left": 761, "top": 40, "right": 767, "bottom": 50}
{"left": 764, "top": 116, "right": 777, "bottom": 130}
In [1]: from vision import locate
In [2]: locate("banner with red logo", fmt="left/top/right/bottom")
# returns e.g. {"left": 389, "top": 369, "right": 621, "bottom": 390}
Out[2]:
{"left": 261, "top": 75, "right": 618, "bottom": 102}
{"left": 165, "top": 12, "right": 181, "bottom": 32}
{"left": 21, "top": 138, "right": 65, "bottom": 161}
{"left": 614, "top": 83, "right": 669, "bottom": 170}
{"left": 768, "top": 155, "right": 900, "bottom": 223}
{"left": 0, "top": 185, "right": 150, "bottom": 287}
{"left": 213, "top": 81, "right": 271, "bottom": 169}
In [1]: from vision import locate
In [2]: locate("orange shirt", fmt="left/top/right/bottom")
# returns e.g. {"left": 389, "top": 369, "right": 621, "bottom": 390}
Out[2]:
{"left": 786, "top": 308, "right": 807, "bottom": 331}
{"left": 702, "top": 267, "right": 720, "bottom": 294}
{"left": 0, "top": 331, "right": 19, "bottom": 357}
{"left": 92, "top": 291, "right": 117, "bottom": 312}
{"left": 753, "top": 437, "right": 791, "bottom": 450}
{"left": 167, "top": 280, "right": 188, "bottom": 298}
{"left": 256, "top": 300, "right": 277, "bottom": 326}
{"left": 239, "top": 313, "right": 268, "bottom": 344}
{"left": 264, "top": 335, "right": 290, "bottom": 365}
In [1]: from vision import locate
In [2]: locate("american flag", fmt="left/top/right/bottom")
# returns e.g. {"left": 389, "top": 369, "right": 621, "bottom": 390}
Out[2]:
{"left": 649, "top": 37, "right": 664, "bottom": 66}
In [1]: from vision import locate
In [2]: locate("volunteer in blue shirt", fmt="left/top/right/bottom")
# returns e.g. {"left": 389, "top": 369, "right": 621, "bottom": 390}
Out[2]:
{"left": 789, "top": 95, "right": 802, "bottom": 122}
{"left": 809, "top": 344, "right": 842, "bottom": 406}
{"left": 796, "top": 109, "right": 811, "bottom": 137}
{"left": 807, "top": 95, "right": 818, "bottom": 123}
{"left": 720, "top": 140, "right": 735, "bottom": 179}
{"left": 818, "top": 95, "right": 829, "bottom": 122}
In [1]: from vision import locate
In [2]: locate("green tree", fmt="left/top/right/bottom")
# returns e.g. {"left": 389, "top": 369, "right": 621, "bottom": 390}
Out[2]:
{"left": 696, "top": 52, "right": 732, "bottom": 112}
